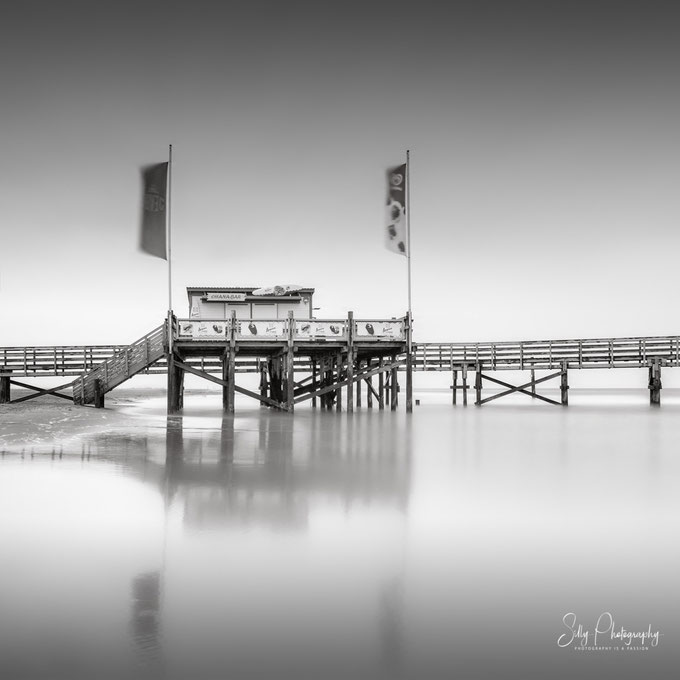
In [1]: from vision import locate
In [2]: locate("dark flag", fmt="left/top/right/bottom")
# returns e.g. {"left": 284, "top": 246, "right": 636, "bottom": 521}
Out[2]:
{"left": 386, "top": 164, "right": 407, "bottom": 256}
{"left": 140, "top": 162, "right": 168, "bottom": 259}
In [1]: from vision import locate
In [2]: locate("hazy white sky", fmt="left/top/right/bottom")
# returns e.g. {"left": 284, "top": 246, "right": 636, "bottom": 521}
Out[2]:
{"left": 2, "top": 1, "right": 680, "bottom": 347}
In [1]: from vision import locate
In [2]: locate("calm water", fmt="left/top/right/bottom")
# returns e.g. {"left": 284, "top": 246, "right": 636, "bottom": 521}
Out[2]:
{"left": 1, "top": 390, "right": 679, "bottom": 679}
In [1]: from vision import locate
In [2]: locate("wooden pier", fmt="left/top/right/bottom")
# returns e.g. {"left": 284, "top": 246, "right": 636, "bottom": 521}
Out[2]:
{"left": 413, "top": 336, "right": 677, "bottom": 406}
{"left": 2, "top": 324, "right": 679, "bottom": 410}
{"left": 0, "top": 313, "right": 411, "bottom": 413}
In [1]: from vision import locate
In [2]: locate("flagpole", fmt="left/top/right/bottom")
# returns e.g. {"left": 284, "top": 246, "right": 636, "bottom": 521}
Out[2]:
{"left": 406, "top": 149, "right": 412, "bottom": 353}
{"left": 167, "top": 144, "right": 173, "bottom": 354}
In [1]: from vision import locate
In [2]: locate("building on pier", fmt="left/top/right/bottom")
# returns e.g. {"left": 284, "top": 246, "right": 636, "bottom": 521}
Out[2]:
{"left": 186, "top": 286, "right": 315, "bottom": 320}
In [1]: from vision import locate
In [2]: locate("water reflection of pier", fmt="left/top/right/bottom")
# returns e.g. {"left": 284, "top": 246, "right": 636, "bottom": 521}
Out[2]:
{"left": 85, "top": 412, "right": 411, "bottom": 533}
{"left": 2, "top": 414, "right": 413, "bottom": 678}
{"left": 118, "top": 412, "right": 412, "bottom": 678}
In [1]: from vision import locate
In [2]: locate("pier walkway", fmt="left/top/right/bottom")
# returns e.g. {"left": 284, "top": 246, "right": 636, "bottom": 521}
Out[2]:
{"left": 1, "top": 319, "right": 676, "bottom": 409}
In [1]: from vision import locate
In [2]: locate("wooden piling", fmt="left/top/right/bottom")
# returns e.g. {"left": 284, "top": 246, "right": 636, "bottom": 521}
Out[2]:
{"left": 649, "top": 359, "right": 661, "bottom": 406}
{"left": 335, "top": 351, "right": 342, "bottom": 412}
{"left": 346, "top": 312, "right": 354, "bottom": 412}
{"left": 367, "top": 359, "right": 373, "bottom": 409}
{"left": 0, "top": 372, "right": 10, "bottom": 404}
{"left": 406, "top": 311, "right": 413, "bottom": 413}
{"left": 94, "top": 378, "right": 104, "bottom": 409}
{"left": 166, "top": 357, "right": 175, "bottom": 414}
{"left": 286, "top": 311, "right": 295, "bottom": 413}
{"left": 406, "top": 354, "right": 413, "bottom": 413}
{"left": 222, "top": 349, "right": 235, "bottom": 413}
{"left": 259, "top": 361, "right": 269, "bottom": 407}
{"left": 222, "top": 355, "right": 229, "bottom": 410}
{"left": 223, "top": 312, "right": 237, "bottom": 413}
{"left": 462, "top": 365, "right": 468, "bottom": 406}
{"left": 167, "top": 355, "right": 183, "bottom": 414}
{"left": 561, "top": 362, "right": 569, "bottom": 406}
{"left": 326, "top": 359, "right": 334, "bottom": 411}
{"left": 390, "top": 355, "right": 398, "bottom": 411}
{"left": 267, "top": 358, "right": 280, "bottom": 404}
{"left": 311, "top": 360, "right": 317, "bottom": 409}
{"left": 452, "top": 369, "right": 457, "bottom": 406}
{"left": 474, "top": 364, "right": 482, "bottom": 406}
{"left": 378, "top": 358, "right": 385, "bottom": 410}
{"left": 531, "top": 369, "right": 536, "bottom": 395}
{"left": 356, "top": 359, "right": 362, "bottom": 409}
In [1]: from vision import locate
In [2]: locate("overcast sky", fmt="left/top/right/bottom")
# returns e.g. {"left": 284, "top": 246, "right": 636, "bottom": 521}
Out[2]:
{"left": 2, "top": 1, "right": 680, "bottom": 346}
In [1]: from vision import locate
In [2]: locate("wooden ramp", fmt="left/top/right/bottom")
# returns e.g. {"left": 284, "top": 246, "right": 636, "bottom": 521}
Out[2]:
{"left": 72, "top": 325, "right": 166, "bottom": 406}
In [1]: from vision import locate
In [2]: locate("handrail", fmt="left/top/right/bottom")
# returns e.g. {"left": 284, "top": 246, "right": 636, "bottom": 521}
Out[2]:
{"left": 414, "top": 336, "right": 680, "bottom": 370}
{"left": 73, "top": 324, "right": 166, "bottom": 404}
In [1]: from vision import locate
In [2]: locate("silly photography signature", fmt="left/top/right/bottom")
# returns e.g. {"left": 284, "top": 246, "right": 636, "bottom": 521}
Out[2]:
{"left": 557, "top": 612, "right": 662, "bottom": 651}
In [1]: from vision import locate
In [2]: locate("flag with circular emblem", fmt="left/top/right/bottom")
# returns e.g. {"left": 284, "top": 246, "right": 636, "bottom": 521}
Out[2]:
{"left": 140, "top": 162, "right": 168, "bottom": 259}
{"left": 386, "top": 164, "right": 407, "bottom": 256}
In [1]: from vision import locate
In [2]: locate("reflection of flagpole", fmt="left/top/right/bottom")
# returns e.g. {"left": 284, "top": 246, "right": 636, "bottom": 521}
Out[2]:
{"left": 406, "top": 149, "right": 412, "bottom": 353}
{"left": 167, "top": 144, "right": 173, "bottom": 354}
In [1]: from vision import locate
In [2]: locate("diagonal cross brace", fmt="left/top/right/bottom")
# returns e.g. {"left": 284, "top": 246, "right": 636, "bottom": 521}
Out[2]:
{"left": 10, "top": 379, "right": 75, "bottom": 404}
{"left": 295, "top": 359, "right": 406, "bottom": 404}
{"left": 364, "top": 376, "right": 380, "bottom": 401}
{"left": 477, "top": 371, "right": 563, "bottom": 406}
{"left": 173, "top": 360, "right": 285, "bottom": 410}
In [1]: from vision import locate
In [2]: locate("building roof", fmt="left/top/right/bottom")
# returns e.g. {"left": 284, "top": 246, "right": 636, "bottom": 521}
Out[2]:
{"left": 186, "top": 286, "right": 315, "bottom": 302}
{"left": 186, "top": 286, "right": 315, "bottom": 292}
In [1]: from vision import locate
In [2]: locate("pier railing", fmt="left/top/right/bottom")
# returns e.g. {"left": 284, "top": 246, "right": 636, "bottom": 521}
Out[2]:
{"left": 414, "top": 336, "right": 680, "bottom": 371}
{"left": 0, "top": 344, "right": 130, "bottom": 376}
{"left": 4, "top": 334, "right": 680, "bottom": 381}
{"left": 175, "top": 317, "right": 406, "bottom": 343}
{"left": 73, "top": 325, "right": 166, "bottom": 404}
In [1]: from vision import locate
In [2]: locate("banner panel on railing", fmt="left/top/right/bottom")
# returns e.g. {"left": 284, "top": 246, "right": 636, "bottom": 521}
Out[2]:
{"left": 354, "top": 320, "right": 405, "bottom": 341}
{"left": 294, "top": 321, "right": 347, "bottom": 341}
{"left": 177, "top": 321, "right": 228, "bottom": 341}
{"left": 236, "top": 320, "right": 287, "bottom": 341}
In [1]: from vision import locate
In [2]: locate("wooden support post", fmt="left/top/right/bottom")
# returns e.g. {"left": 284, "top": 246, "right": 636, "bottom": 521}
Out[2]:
{"left": 366, "top": 359, "right": 373, "bottom": 409}
{"left": 474, "top": 364, "right": 482, "bottom": 406}
{"left": 378, "top": 358, "right": 385, "bottom": 410}
{"left": 167, "top": 355, "right": 176, "bottom": 414}
{"left": 325, "top": 355, "right": 335, "bottom": 411}
{"left": 336, "top": 351, "right": 342, "bottom": 412}
{"left": 222, "top": 349, "right": 235, "bottom": 413}
{"left": 311, "top": 360, "right": 317, "bottom": 409}
{"left": 287, "top": 311, "right": 295, "bottom": 413}
{"left": 268, "top": 358, "right": 282, "bottom": 404}
{"left": 0, "top": 372, "right": 10, "bottom": 404}
{"left": 259, "top": 361, "right": 269, "bottom": 408}
{"left": 94, "top": 378, "right": 105, "bottom": 409}
{"left": 649, "top": 359, "right": 661, "bottom": 406}
{"left": 390, "top": 355, "right": 398, "bottom": 411}
{"left": 222, "top": 355, "right": 229, "bottom": 410}
{"left": 226, "top": 311, "right": 237, "bottom": 413}
{"left": 406, "top": 310, "right": 413, "bottom": 413}
{"left": 346, "top": 351, "right": 354, "bottom": 413}
{"left": 318, "top": 359, "right": 326, "bottom": 410}
{"left": 531, "top": 369, "right": 536, "bottom": 395}
{"left": 406, "top": 354, "right": 413, "bottom": 414}
{"left": 326, "top": 360, "right": 333, "bottom": 411}
{"left": 561, "top": 362, "right": 569, "bottom": 406}
{"left": 452, "top": 370, "right": 457, "bottom": 406}
{"left": 167, "top": 355, "right": 183, "bottom": 414}
{"left": 356, "top": 359, "right": 362, "bottom": 408}
{"left": 178, "top": 363, "right": 185, "bottom": 410}
{"left": 346, "top": 311, "right": 353, "bottom": 413}
{"left": 462, "top": 365, "right": 468, "bottom": 406}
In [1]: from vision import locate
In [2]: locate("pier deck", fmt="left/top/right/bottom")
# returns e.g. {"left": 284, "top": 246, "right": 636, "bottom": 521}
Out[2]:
{"left": 2, "top": 322, "right": 678, "bottom": 409}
